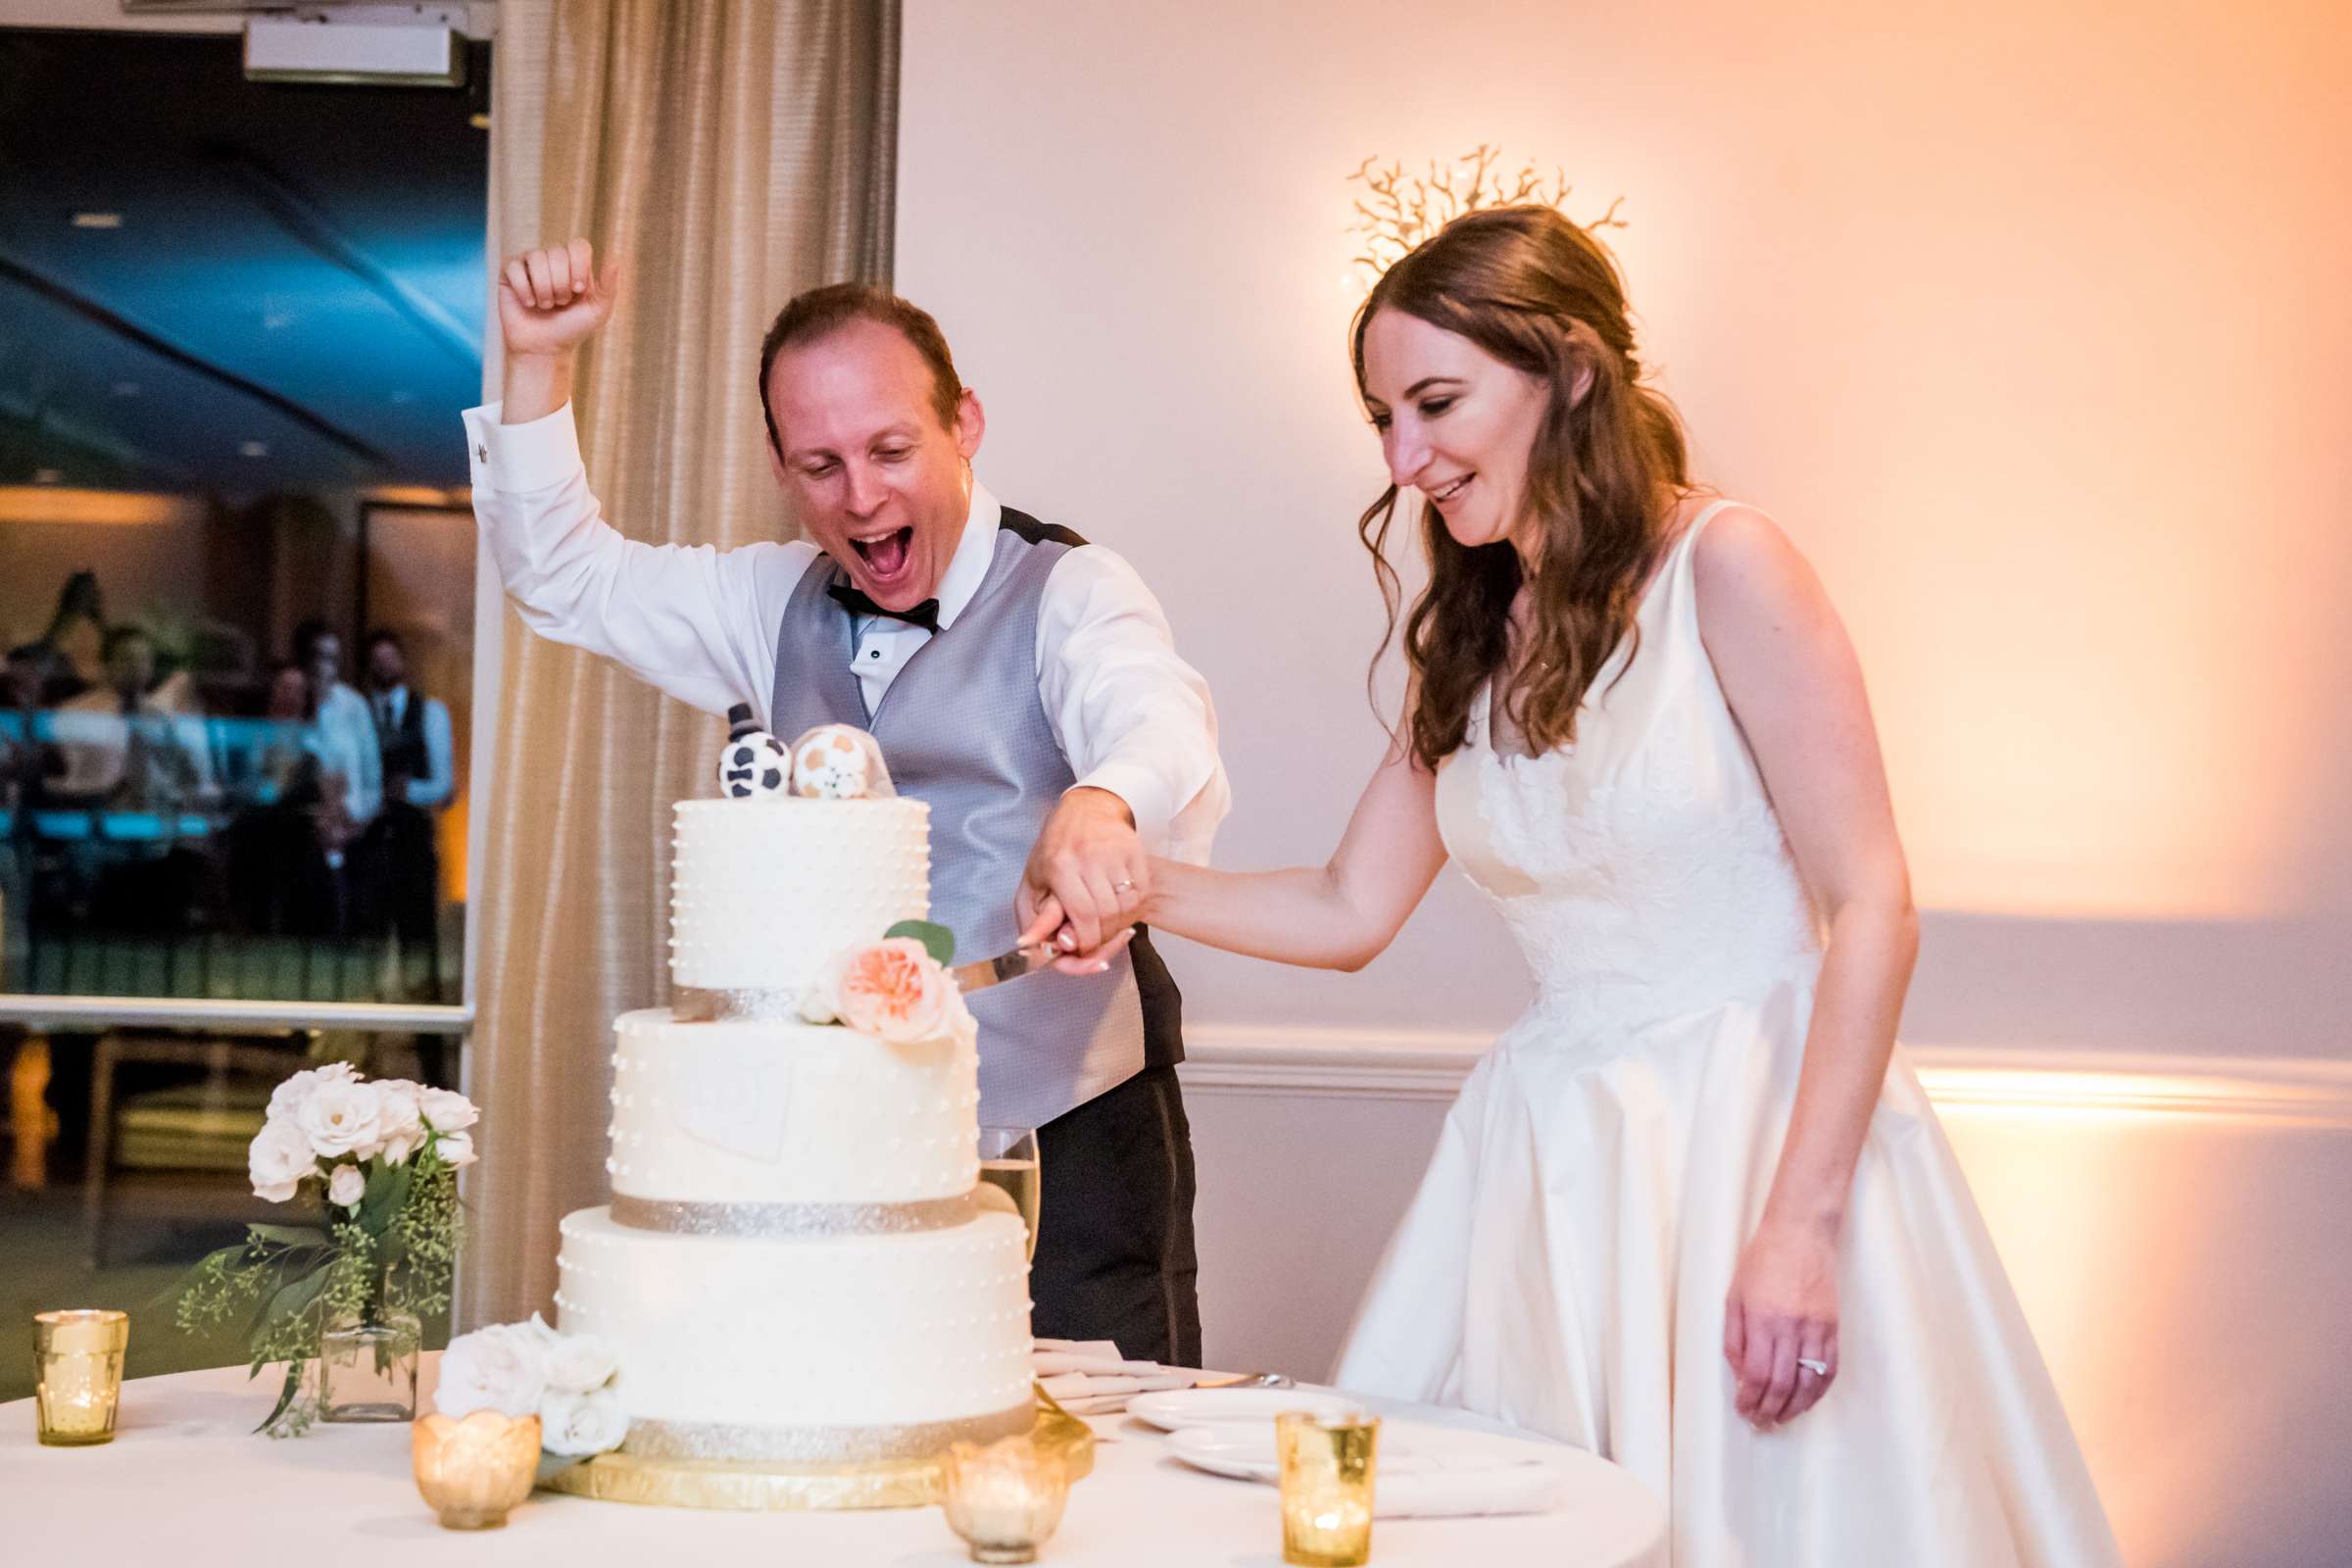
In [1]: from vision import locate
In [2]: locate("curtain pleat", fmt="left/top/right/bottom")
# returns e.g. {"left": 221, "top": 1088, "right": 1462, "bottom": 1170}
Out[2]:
{"left": 459, "top": 0, "right": 900, "bottom": 1331}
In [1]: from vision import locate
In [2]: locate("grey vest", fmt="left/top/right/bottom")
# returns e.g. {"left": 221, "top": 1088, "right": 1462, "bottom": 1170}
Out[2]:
{"left": 771, "top": 509, "right": 1184, "bottom": 1128}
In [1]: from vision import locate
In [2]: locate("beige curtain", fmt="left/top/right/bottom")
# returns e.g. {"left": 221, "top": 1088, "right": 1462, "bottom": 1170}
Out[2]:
{"left": 459, "top": 0, "right": 899, "bottom": 1331}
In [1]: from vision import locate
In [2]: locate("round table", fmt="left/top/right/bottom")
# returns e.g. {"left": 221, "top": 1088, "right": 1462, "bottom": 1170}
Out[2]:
{"left": 3, "top": 1359, "right": 1667, "bottom": 1565}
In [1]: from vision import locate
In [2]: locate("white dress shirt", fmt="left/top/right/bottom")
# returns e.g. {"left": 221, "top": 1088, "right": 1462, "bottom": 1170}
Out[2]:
{"left": 312, "top": 682, "right": 384, "bottom": 826}
{"left": 370, "top": 686, "right": 457, "bottom": 809}
{"left": 462, "top": 402, "right": 1229, "bottom": 862}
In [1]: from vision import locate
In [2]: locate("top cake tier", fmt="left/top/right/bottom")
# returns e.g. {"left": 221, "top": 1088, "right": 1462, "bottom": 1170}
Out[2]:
{"left": 669, "top": 797, "right": 930, "bottom": 994}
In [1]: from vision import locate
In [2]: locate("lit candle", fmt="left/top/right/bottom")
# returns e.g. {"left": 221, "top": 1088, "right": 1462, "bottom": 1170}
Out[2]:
{"left": 412, "top": 1412, "right": 542, "bottom": 1529}
{"left": 33, "top": 1309, "right": 128, "bottom": 1446}
{"left": 941, "top": 1435, "right": 1070, "bottom": 1564}
{"left": 1276, "top": 1409, "right": 1379, "bottom": 1568}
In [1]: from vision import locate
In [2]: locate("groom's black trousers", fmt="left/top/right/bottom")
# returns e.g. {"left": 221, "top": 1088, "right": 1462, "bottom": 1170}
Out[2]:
{"left": 1029, "top": 1063, "right": 1202, "bottom": 1366}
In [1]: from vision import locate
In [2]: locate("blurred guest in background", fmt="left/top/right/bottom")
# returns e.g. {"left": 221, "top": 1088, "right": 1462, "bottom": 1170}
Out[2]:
{"left": 51, "top": 625, "right": 216, "bottom": 810}
{"left": 357, "top": 628, "right": 451, "bottom": 951}
{"left": 0, "top": 642, "right": 63, "bottom": 811}
{"left": 290, "top": 619, "right": 381, "bottom": 858}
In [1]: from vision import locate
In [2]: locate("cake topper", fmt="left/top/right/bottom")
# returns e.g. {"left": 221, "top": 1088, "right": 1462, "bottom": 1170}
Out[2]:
{"left": 789, "top": 723, "right": 896, "bottom": 801}
{"left": 716, "top": 705, "right": 791, "bottom": 799}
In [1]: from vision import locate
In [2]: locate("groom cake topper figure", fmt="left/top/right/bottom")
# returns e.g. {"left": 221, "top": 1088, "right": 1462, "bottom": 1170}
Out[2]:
{"left": 466, "top": 238, "right": 1225, "bottom": 1365}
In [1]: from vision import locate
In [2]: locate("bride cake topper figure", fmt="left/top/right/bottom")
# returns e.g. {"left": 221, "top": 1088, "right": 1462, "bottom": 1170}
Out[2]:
{"left": 789, "top": 722, "right": 896, "bottom": 801}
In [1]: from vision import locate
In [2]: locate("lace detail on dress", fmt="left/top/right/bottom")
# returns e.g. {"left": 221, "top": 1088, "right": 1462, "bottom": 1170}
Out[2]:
{"left": 1472, "top": 748, "right": 1820, "bottom": 1043}
{"left": 1443, "top": 503, "right": 1823, "bottom": 1048}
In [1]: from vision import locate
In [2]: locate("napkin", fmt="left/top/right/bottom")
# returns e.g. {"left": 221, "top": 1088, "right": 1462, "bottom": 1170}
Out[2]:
{"left": 1371, "top": 1452, "right": 1568, "bottom": 1519}
{"left": 1032, "top": 1338, "right": 1238, "bottom": 1415}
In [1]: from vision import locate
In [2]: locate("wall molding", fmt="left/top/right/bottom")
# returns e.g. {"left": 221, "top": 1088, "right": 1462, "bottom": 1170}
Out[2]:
{"left": 1179, "top": 1024, "right": 2352, "bottom": 1129}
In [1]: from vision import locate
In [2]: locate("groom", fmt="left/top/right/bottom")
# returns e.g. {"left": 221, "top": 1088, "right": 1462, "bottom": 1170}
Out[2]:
{"left": 464, "top": 240, "right": 1227, "bottom": 1364}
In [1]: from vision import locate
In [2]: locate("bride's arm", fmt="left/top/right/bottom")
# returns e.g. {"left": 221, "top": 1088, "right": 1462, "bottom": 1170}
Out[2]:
{"left": 1142, "top": 740, "right": 1449, "bottom": 971}
{"left": 1696, "top": 507, "right": 1920, "bottom": 1430}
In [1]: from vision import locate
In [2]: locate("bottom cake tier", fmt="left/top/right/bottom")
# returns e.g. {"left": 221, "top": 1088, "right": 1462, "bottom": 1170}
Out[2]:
{"left": 555, "top": 1204, "right": 1033, "bottom": 1460}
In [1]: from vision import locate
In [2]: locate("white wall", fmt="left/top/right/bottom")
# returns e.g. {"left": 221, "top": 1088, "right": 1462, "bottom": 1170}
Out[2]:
{"left": 896, "top": 0, "right": 2352, "bottom": 1057}
{"left": 899, "top": 6, "right": 2352, "bottom": 1566}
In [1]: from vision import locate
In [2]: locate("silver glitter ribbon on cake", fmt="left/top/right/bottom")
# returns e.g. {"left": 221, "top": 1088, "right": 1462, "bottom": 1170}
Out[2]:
{"left": 623, "top": 1401, "right": 1034, "bottom": 1463}
{"left": 672, "top": 985, "right": 810, "bottom": 1023}
{"left": 611, "top": 1191, "right": 981, "bottom": 1238}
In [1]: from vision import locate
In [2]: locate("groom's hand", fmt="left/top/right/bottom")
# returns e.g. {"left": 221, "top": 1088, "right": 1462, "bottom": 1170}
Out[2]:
{"left": 496, "top": 238, "right": 623, "bottom": 422}
{"left": 1018, "top": 787, "right": 1149, "bottom": 957}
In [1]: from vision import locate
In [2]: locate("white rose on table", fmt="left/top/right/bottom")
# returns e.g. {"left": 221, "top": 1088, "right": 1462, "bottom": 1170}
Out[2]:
{"left": 540, "top": 1386, "right": 629, "bottom": 1458}
{"left": 247, "top": 1115, "right": 318, "bottom": 1203}
{"left": 327, "top": 1162, "right": 367, "bottom": 1209}
{"left": 266, "top": 1060, "right": 360, "bottom": 1123}
{"left": 417, "top": 1086, "right": 479, "bottom": 1134}
{"left": 542, "top": 1329, "right": 618, "bottom": 1396}
{"left": 372, "top": 1079, "right": 425, "bottom": 1164}
{"left": 435, "top": 1323, "right": 548, "bottom": 1420}
{"left": 434, "top": 1129, "right": 477, "bottom": 1169}
{"left": 298, "top": 1077, "right": 384, "bottom": 1160}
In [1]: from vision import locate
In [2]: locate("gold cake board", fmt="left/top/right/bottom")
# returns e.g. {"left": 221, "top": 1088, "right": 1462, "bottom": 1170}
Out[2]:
{"left": 538, "top": 1388, "right": 1094, "bottom": 1511}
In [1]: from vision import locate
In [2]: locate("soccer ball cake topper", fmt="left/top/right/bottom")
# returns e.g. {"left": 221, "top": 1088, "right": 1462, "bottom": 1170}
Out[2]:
{"left": 716, "top": 705, "right": 790, "bottom": 799}
{"left": 789, "top": 723, "right": 895, "bottom": 800}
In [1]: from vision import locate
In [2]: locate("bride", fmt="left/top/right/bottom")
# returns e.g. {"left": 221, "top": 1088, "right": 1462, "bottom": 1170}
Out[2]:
{"left": 1128, "top": 206, "right": 2121, "bottom": 1564}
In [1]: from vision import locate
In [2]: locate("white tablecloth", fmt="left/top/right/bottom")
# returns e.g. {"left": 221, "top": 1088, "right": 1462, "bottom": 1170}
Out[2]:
{"left": 2, "top": 1358, "right": 1667, "bottom": 1566}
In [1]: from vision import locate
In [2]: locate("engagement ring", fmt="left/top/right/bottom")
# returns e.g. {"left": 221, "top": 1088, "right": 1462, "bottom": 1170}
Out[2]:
{"left": 1796, "top": 1357, "right": 1830, "bottom": 1376}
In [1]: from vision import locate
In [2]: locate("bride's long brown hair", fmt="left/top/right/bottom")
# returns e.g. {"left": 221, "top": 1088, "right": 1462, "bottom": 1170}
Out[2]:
{"left": 1354, "top": 206, "right": 1691, "bottom": 768}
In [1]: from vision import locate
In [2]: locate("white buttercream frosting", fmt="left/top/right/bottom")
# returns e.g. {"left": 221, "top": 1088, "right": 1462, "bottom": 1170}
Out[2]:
{"left": 667, "top": 797, "right": 929, "bottom": 994}
{"left": 607, "top": 1007, "right": 980, "bottom": 1205}
{"left": 555, "top": 1206, "right": 1033, "bottom": 1430}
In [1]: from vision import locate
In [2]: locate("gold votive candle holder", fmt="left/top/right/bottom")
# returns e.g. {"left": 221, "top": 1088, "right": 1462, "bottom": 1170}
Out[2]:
{"left": 33, "top": 1309, "right": 129, "bottom": 1446}
{"left": 412, "top": 1411, "right": 542, "bottom": 1529}
{"left": 1276, "top": 1408, "right": 1379, "bottom": 1567}
{"left": 941, "top": 1433, "right": 1071, "bottom": 1563}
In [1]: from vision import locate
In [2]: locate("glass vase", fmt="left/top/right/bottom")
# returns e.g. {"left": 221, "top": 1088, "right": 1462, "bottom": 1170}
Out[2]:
{"left": 319, "top": 1308, "right": 421, "bottom": 1423}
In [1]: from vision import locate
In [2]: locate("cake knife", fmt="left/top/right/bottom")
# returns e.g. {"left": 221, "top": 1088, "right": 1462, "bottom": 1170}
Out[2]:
{"left": 950, "top": 927, "right": 1137, "bottom": 994}
{"left": 949, "top": 941, "right": 1059, "bottom": 994}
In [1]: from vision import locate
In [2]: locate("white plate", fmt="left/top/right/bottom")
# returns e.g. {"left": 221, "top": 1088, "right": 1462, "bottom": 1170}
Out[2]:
{"left": 1128, "top": 1387, "right": 1363, "bottom": 1432}
{"left": 1164, "top": 1423, "right": 1433, "bottom": 1484}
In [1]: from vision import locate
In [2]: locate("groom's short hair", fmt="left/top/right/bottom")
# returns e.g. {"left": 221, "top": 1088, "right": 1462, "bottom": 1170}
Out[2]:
{"left": 759, "top": 283, "right": 964, "bottom": 455}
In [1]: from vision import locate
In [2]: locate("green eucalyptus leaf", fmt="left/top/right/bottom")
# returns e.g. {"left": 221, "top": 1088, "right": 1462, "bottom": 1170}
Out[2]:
{"left": 249, "top": 1224, "right": 332, "bottom": 1250}
{"left": 360, "top": 1161, "right": 413, "bottom": 1236}
{"left": 883, "top": 918, "right": 956, "bottom": 966}
{"left": 260, "top": 1263, "right": 330, "bottom": 1329}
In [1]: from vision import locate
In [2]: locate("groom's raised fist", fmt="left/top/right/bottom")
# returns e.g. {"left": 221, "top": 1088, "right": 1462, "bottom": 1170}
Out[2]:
{"left": 497, "top": 238, "right": 621, "bottom": 360}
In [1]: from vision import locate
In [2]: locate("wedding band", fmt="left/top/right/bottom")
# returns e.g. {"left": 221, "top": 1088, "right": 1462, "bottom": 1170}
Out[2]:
{"left": 1796, "top": 1357, "right": 1829, "bottom": 1377}
{"left": 1113, "top": 878, "right": 1136, "bottom": 894}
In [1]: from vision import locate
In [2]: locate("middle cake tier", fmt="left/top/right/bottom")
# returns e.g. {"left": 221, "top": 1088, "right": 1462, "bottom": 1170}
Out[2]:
{"left": 609, "top": 1007, "right": 981, "bottom": 1215}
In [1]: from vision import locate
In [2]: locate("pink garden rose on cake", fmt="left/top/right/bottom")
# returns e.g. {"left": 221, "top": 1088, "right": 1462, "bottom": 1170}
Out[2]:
{"left": 801, "top": 936, "right": 971, "bottom": 1044}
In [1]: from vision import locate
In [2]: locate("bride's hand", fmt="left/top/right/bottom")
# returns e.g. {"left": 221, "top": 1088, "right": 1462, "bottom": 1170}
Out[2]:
{"left": 1723, "top": 1218, "right": 1840, "bottom": 1429}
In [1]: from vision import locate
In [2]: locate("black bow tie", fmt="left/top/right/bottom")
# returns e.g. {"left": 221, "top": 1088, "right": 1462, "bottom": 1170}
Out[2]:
{"left": 827, "top": 582, "right": 940, "bottom": 631}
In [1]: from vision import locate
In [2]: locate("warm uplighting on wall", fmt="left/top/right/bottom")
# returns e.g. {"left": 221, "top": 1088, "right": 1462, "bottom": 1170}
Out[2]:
{"left": 0, "top": 488, "right": 202, "bottom": 527}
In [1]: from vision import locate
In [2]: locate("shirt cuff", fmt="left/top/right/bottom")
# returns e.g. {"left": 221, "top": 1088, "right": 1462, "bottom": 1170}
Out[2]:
{"left": 463, "top": 401, "right": 584, "bottom": 494}
{"left": 1066, "top": 762, "right": 1173, "bottom": 852}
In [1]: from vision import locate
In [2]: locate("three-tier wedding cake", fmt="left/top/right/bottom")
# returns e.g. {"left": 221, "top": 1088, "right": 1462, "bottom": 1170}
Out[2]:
{"left": 553, "top": 728, "right": 1035, "bottom": 1467}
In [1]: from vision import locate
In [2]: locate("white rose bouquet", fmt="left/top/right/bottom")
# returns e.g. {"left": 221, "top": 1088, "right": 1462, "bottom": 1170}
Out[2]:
{"left": 437, "top": 1315, "right": 628, "bottom": 1461}
{"left": 168, "top": 1060, "right": 479, "bottom": 1436}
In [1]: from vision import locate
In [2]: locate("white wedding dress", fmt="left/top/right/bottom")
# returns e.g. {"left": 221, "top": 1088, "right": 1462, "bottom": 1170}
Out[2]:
{"left": 1332, "top": 503, "right": 2122, "bottom": 1566}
